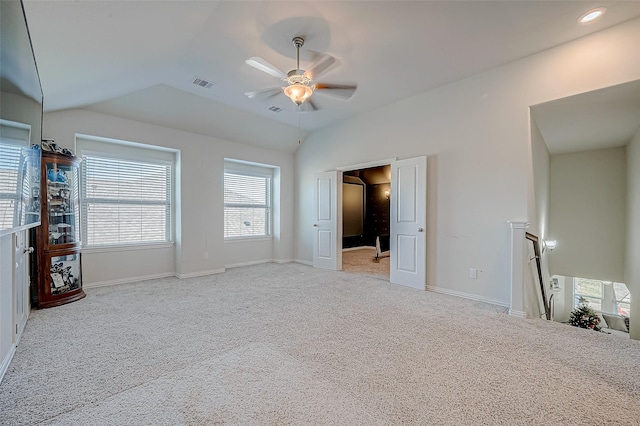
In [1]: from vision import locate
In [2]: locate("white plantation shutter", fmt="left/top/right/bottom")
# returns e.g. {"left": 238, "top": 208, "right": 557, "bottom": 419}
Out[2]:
{"left": 224, "top": 162, "right": 272, "bottom": 238}
{"left": 78, "top": 138, "right": 174, "bottom": 247}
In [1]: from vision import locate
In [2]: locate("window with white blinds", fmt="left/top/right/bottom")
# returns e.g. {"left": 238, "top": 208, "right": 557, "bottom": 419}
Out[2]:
{"left": 224, "top": 162, "right": 272, "bottom": 239}
{"left": 79, "top": 138, "right": 173, "bottom": 247}
{"left": 0, "top": 122, "right": 31, "bottom": 230}
{"left": 0, "top": 142, "right": 22, "bottom": 229}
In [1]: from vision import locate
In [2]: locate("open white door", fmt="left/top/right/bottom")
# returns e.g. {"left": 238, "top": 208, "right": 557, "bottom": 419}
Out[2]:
{"left": 390, "top": 156, "right": 426, "bottom": 289}
{"left": 312, "top": 171, "right": 342, "bottom": 270}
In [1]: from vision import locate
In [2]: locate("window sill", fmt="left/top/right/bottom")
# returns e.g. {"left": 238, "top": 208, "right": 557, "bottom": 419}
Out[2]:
{"left": 81, "top": 242, "right": 174, "bottom": 254}
{"left": 224, "top": 236, "right": 272, "bottom": 244}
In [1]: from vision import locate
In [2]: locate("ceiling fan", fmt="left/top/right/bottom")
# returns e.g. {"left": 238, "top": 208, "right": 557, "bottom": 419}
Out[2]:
{"left": 244, "top": 36, "right": 356, "bottom": 111}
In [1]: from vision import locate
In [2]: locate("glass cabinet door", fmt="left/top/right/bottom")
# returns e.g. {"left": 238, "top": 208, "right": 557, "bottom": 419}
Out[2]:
{"left": 47, "top": 251, "right": 82, "bottom": 296}
{"left": 46, "top": 161, "right": 79, "bottom": 246}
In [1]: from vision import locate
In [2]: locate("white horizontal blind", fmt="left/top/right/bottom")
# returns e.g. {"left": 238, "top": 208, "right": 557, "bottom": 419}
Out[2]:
{"left": 224, "top": 171, "right": 271, "bottom": 238}
{"left": 0, "top": 123, "right": 31, "bottom": 229}
{"left": 0, "top": 142, "right": 22, "bottom": 229}
{"left": 81, "top": 153, "right": 171, "bottom": 246}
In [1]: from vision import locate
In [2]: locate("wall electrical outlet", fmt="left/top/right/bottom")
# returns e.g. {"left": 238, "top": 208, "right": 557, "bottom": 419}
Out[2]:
{"left": 203, "top": 252, "right": 209, "bottom": 260}
{"left": 469, "top": 268, "right": 478, "bottom": 279}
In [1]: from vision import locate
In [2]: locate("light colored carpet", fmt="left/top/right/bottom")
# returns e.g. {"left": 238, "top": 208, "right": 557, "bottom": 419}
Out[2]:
{"left": 342, "top": 247, "right": 389, "bottom": 280}
{"left": 1, "top": 263, "right": 639, "bottom": 425}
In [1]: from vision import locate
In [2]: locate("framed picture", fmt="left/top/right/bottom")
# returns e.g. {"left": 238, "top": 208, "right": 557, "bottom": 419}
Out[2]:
{"left": 48, "top": 252, "right": 81, "bottom": 295}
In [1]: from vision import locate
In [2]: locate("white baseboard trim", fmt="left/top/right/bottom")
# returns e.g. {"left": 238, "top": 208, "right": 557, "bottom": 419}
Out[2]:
{"left": 85, "top": 261, "right": 297, "bottom": 287}
{"left": 223, "top": 259, "right": 295, "bottom": 269}
{"left": 294, "top": 259, "right": 313, "bottom": 266}
{"left": 426, "top": 285, "right": 510, "bottom": 308}
{"left": 0, "top": 344, "right": 16, "bottom": 385}
{"left": 225, "top": 259, "right": 272, "bottom": 269}
{"left": 176, "top": 268, "right": 226, "bottom": 279}
{"left": 84, "top": 272, "right": 175, "bottom": 289}
{"left": 509, "top": 309, "right": 527, "bottom": 318}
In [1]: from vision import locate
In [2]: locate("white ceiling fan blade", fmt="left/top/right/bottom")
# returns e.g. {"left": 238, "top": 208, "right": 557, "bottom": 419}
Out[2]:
{"left": 244, "top": 87, "right": 282, "bottom": 99}
{"left": 315, "top": 83, "right": 356, "bottom": 100}
{"left": 245, "top": 57, "right": 287, "bottom": 79}
{"left": 303, "top": 54, "right": 336, "bottom": 81}
{"left": 298, "top": 99, "right": 317, "bottom": 112}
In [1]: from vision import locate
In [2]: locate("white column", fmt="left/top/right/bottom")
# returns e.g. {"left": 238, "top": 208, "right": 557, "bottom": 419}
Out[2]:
{"left": 509, "top": 221, "right": 530, "bottom": 318}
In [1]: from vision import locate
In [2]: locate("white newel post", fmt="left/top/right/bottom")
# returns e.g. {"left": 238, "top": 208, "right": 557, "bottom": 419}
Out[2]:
{"left": 509, "top": 221, "right": 530, "bottom": 318}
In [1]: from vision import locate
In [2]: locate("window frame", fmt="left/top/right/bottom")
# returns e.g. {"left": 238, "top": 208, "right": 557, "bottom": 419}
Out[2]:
{"left": 573, "top": 277, "right": 604, "bottom": 312}
{"left": 612, "top": 282, "right": 631, "bottom": 316}
{"left": 77, "top": 136, "right": 175, "bottom": 249}
{"left": 223, "top": 162, "right": 274, "bottom": 241}
{"left": 0, "top": 138, "right": 24, "bottom": 228}
{"left": 572, "top": 277, "right": 631, "bottom": 317}
{"left": 0, "top": 120, "right": 36, "bottom": 234}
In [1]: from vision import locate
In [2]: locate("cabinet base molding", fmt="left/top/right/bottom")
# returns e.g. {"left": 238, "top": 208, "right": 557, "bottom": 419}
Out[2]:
{"left": 36, "top": 290, "right": 86, "bottom": 309}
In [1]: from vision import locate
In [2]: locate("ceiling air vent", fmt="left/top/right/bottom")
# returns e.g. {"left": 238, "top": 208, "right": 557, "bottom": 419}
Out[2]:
{"left": 267, "top": 106, "right": 283, "bottom": 113}
{"left": 192, "top": 76, "right": 215, "bottom": 89}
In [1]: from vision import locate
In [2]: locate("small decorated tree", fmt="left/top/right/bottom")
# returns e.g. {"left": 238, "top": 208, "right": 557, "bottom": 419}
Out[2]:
{"left": 568, "top": 302, "right": 602, "bottom": 332}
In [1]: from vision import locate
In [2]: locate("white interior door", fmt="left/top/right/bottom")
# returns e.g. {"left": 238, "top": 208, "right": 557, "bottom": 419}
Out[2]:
{"left": 390, "top": 156, "right": 426, "bottom": 289}
{"left": 313, "top": 171, "right": 342, "bottom": 270}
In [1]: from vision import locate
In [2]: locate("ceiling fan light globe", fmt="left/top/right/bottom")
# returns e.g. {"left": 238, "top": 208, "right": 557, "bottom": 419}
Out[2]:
{"left": 284, "top": 83, "right": 313, "bottom": 105}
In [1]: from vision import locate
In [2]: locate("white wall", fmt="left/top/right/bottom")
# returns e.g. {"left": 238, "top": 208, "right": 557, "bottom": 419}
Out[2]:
{"left": 627, "top": 127, "right": 640, "bottom": 339}
{"left": 549, "top": 147, "right": 626, "bottom": 282}
{"left": 528, "top": 118, "right": 552, "bottom": 317}
{"left": 294, "top": 18, "right": 640, "bottom": 306}
{"left": 0, "top": 234, "right": 15, "bottom": 381}
{"left": 43, "top": 109, "right": 294, "bottom": 284}
{"left": 530, "top": 119, "right": 551, "bottom": 242}
{"left": 551, "top": 275, "right": 573, "bottom": 323}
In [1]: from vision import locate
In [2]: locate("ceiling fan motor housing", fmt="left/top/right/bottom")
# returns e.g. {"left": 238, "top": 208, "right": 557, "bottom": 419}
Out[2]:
{"left": 292, "top": 36, "right": 305, "bottom": 49}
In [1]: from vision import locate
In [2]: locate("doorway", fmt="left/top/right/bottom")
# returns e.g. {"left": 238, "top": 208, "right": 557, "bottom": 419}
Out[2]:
{"left": 312, "top": 156, "right": 426, "bottom": 289}
{"left": 342, "top": 165, "right": 391, "bottom": 280}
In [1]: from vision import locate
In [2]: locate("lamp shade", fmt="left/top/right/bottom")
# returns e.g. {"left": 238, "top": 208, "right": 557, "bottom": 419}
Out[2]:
{"left": 284, "top": 84, "right": 313, "bottom": 105}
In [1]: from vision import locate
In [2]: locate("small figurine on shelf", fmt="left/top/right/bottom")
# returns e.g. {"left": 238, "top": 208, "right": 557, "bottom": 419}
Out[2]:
{"left": 61, "top": 147, "right": 75, "bottom": 157}
{"left": 47, "top": 168, "right": 67, "bottom": 183}
{"left": 41, "top": 138, "right": 76, "bottom": 157}
{"left": 28, "top": 199, "right": 40, "bottom": 213}
{"left": 41, "top": 139, "right": 60, "bottom": 153}
{"left": 58, "top": 188, "right": 71, "bottom": 199}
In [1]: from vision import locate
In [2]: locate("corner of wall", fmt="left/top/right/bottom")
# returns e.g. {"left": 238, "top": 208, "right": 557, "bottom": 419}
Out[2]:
{"left": 626, "top": 125, "right": 640, "bottom": 340}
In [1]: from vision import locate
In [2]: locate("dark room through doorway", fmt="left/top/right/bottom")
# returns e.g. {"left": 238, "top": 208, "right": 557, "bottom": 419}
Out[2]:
{"left": 342, "top": 165, "right": 391, "bottom": 280}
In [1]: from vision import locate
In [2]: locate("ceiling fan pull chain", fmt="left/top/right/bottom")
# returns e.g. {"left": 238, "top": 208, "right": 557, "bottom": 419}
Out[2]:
{"left": 298, "top": 110, "right": 301, "bottom": 144}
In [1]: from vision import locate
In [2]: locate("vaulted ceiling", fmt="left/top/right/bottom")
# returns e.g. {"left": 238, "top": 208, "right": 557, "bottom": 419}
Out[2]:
{"left": 23, "top": 1, "right": 640, "bottom": 153}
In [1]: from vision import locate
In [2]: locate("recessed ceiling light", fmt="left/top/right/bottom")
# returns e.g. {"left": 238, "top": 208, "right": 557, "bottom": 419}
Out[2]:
{"left": 578, "top": 7, "right": 606, "bottom": 24}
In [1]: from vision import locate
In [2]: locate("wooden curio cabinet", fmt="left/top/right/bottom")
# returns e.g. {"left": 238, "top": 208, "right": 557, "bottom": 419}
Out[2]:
{"left": 32, "top": 150, "right": 85, "bottom": 308}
